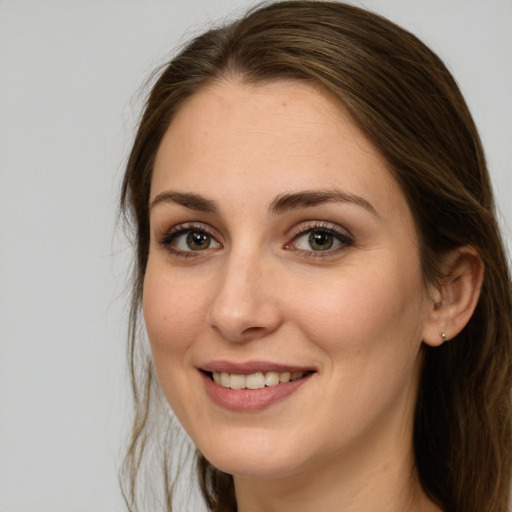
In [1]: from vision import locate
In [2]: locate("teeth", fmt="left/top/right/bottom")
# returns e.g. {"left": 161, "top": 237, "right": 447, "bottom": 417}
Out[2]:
{"left": 265, "top": 371, "right": 280, "bottom": 387}
{"left": 220, "top": 372, "right": 230, "bottom": 387}
{"left": 246, "top": 372, "right": 265, "bottom": 389}
{"left": 229, "top": 374, "right": 246, "bottom": 390}
{"left": 279, "top": 372, "right": 290, "bottom": 383}
{"left": 211, "top": 370, "right": 306, "bottom": 389}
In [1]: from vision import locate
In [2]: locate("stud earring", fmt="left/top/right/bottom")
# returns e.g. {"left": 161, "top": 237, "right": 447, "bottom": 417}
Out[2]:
{"left": 440, "top": 332, "right": 447, "bottom": 342}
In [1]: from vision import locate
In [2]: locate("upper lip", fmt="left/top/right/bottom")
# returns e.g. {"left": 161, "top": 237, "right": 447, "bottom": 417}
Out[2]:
{"left": 199, "top": 360, "right": 316, "bottom": 374}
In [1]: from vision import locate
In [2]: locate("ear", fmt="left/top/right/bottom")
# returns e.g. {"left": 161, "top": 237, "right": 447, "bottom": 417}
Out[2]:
{"left": 422, "top": 246, "right": 484, "bottom": 347}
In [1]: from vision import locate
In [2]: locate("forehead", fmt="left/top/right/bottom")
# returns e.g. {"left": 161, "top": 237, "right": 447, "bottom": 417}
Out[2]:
{"left": 151, "top": 79, "right": 406, "bottom": 219}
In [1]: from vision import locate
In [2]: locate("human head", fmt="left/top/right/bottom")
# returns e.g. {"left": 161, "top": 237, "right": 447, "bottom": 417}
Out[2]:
{"left": 120, "top": 2, "right": 512, "bottom": 511}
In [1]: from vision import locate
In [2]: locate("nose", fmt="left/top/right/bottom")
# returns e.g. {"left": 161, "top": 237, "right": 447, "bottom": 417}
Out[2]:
{"left": 207, "top": 251, "right": 283, "bottom": 342}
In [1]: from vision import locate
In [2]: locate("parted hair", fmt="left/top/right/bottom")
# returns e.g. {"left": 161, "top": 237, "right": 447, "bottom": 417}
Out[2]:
{"left": 120, "top": 2, "right": 512, "bottom": 511}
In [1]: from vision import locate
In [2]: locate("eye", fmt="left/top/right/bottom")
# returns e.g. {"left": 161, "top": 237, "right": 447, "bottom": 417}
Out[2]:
{"left": 174, "top": 231, "right": 218, "bottom": 251}
{"left": 297, "top": 231, "right": 338, "bottom": 251}
{"left": 159, "top": 223, "right": 221, "bottom": 255}
{"left": 287, "top": 223, "right": 354, "bottom": 255}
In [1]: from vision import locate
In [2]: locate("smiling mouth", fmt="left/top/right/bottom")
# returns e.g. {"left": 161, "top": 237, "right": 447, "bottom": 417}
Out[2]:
{"left": 203, "top": 370, "right": 314, "bottom": 390}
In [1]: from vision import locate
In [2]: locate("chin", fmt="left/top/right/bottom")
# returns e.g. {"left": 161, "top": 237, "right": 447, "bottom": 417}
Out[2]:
{"left": 195, "top": 428, "right": 312, "bottom": 480}
{"left": 206, "top": 454, "right": 303, "bottom": 480}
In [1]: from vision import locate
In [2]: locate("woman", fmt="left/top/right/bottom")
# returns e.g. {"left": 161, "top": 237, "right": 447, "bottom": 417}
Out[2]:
{"left": 120, "top": 1, "right": 512, "bottom": 511}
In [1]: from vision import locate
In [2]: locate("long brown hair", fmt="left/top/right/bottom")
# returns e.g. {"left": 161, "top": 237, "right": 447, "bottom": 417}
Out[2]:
{"left": 120, "top": 2, "right": 512, "bottom": 511}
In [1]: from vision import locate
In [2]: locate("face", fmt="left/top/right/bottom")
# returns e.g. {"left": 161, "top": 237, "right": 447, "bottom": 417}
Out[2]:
{"left": 144, "top": 80, "right": 436, "bottom": 481}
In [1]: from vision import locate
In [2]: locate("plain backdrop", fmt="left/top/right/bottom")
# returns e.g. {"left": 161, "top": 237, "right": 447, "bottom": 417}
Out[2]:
{"left": 1, "top": 1, "right": 510, "bottom": 511}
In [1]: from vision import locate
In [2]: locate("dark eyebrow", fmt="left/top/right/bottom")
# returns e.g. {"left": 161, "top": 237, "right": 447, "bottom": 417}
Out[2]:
{"left": 269, "top": 189, "right": 378, "bottom": 216}
{"left": 150, "top": 191, "right": 218, "bottom": 213}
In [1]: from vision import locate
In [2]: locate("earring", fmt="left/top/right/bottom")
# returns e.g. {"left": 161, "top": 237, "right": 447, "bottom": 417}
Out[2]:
{"left": 440, "top": 332, "right": 447, "bottom": 342}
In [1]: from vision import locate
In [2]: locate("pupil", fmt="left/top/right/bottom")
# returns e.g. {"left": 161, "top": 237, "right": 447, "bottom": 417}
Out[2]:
{"left": 186, "top": 231, "right": 210, "bottom": 250}
{"left": 308, "top": 231, "right": 333, "bottom": 251}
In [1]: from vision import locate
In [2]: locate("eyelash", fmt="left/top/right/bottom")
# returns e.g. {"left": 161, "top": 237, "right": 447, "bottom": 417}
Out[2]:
{"left": 158, "top": 221, "right": 354, "bottom": 258}
{"left": 159, "top": 223, "right": 221, "bottom": 258}
{"left": 286, "top": 222, "right": 355, "bottom": 259}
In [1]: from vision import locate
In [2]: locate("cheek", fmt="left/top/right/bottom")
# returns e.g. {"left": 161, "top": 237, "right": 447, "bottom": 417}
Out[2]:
{"left": 283, "top": 267, "right": 426, "bottom": 445}
{"left": 142, "top": 261, "right": 213, "bottom": 424}
{"left": 288, "top": 262, "right": 426, "bottom": 363}
{"left": 142, "top": 261, "right": 209, "bottom": 362}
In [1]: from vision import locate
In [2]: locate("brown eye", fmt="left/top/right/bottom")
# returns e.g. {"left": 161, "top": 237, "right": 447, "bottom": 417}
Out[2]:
{"left": 163, "top": 228, "right": 221, "bottom": 253}
{"left": 185, "top": 231, "right": 212, "bottom": 250}
{"left": 288, "top": 224, "right": 354, "bottom": 256}
{"left": 308, "top": 231, "right": 334, "bottom": 251}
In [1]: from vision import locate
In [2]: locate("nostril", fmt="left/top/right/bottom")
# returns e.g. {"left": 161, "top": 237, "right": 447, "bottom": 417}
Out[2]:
{"left": 242, "top": 326, "right": 264, "bottom": 334}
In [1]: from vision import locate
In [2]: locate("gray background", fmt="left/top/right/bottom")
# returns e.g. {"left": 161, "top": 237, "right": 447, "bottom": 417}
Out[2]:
{"left": 1, "top": 0, "right": 510, "bottom": 510}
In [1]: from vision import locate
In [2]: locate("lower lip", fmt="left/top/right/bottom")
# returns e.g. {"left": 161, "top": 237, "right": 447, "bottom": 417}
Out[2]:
{"left": 201, "top": 372, "right": 312, "bottom": 411}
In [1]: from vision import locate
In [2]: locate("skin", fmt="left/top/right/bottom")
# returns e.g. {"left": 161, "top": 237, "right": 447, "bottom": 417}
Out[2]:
{"left": 143, "top": 79, "right": 444, "bottom": 511}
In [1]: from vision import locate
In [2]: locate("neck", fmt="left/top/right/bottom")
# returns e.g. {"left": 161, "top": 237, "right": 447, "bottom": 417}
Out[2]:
{"left": 234, "top": 445, "right": 440, "bottom": 512}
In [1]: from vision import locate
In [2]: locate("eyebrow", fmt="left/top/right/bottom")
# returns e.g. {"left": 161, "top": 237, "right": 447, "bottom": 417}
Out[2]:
{"left": 150, "top": 191, "right": 218, "bottom": 213}
{"left": 149, "top": 188, "right": 377, "bottom": 216}
{"left": 269, "top": 189, "right": 378, "bottom": 216}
